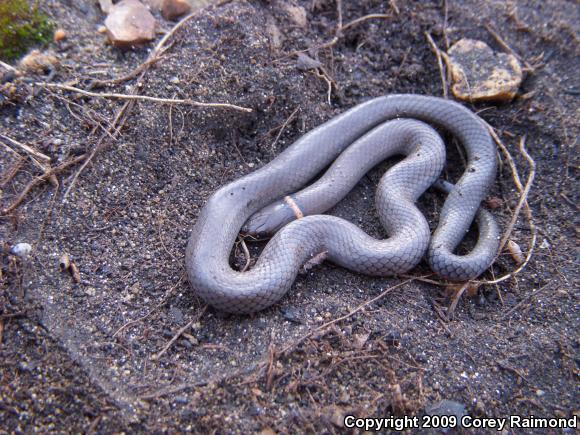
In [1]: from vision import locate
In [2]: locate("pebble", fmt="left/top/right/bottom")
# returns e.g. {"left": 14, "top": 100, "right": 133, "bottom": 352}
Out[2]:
{"left": 162, "top": 0, "right": 191, "bottom": 20}
{"left": 10, "top": 242, "right": 32, "bottom": 258}
{"left": 18, "top": 50, "right": 59, "bottom": 74}
{"left": 425, "top": 399, "right": 467, "bottom": 426}
{"left": 279, "top": 306, "right": 303, "bottom": 323}
{"left": 447, "top": 38, "right": 523, "bottom": 102}
{"left": 98, "top": 0, "right": 113, "bottom": 13}
{"left": 104, "top": 0, "right": 157, "bottom": 48}
{"left": 278, "top": 1, "right": 308, "bottom": 28}
{"left": 53, "top": 29, "right": 67, "bottom": 42}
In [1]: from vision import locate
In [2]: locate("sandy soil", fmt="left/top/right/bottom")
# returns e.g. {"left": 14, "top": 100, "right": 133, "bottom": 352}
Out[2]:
{"left": 1, "top": 0, "right": 578, "bottom": 432}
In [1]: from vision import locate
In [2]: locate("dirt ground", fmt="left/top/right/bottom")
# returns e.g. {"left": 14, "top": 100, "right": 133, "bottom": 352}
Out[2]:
{"left": 0, "top": 0, "right": 578, "bottom": 432}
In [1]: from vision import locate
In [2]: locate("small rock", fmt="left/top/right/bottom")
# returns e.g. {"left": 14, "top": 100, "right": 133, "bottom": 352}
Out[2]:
{"left": 19, "top": 50, "right": 59, "bottom": 74}
{"left": 296, "top": 53, "right": 322, "bottom": 71}
{"left": 58, "top": 253, "right": 71, "bottom": 271}
{"left": 540, "top": 238, "right": 550, "bottom": 249}
{"left": 53, "top": 28, "right": 67, "bottom": 42}
{"left": 266, "top": 19, "right": 284, "bottom": 49}
{"left": 1, "top": 69, "right": 16, "bottom": 83}
{"left": 485, "top": 196, "right": 503, "bottom": 209}
{"left": 278, "top": 1, "right": 308, "bottom": 28}
{"left": 280, "top": 306, "right": 303, "bottom": 323}
{"left": 507, "top": 240, "right": 525, "bottom": 265}
{"left": 425, "top": 399, "right": 467, "bottom": 426}
{"left": 169, "top": 306, "right": 184, "bottom": 324}
{"left": 142, "top": 0, "right": 163, "bottom": 9}
{"left": 105, "top": 0, "right": 157, "bottom": 48}
{"left": 162, "top": 0, "right": 191, "bottom": 20}
{"left": 447, "top": 38, "right": 523, "bottom": 102}
{"left": 352, "top": 333, "right": 370, "bottom": 349}
{"left": 98, "top": 0, "right": 114, "bottom": 13}
{"left": 383, "top": 331, "right": 402, "bottom": 347}
{"left": 174, "top": 395, "right": 189, "bottom": 404}
{"left": 10, "top": 242, "right": 32, "bottom": 258}
{"left": 326, "top": 405, "right": 346, "bottom": 427}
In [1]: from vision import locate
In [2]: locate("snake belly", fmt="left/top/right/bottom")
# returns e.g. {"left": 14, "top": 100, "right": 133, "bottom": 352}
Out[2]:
{"left": 185, "top": 95, "right": 500, "bottom": 314}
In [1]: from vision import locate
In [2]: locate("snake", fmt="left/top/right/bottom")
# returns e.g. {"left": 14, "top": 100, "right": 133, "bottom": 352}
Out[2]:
{"left": 186, "top": 95, "right": 500, "bottom": 314}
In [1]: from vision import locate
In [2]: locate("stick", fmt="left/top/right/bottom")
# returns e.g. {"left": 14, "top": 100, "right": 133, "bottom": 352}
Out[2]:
{"left": 485, "top": 24, "right": 533, "bottom": 71}
{"left": 501, "top": 282, "right": 552, "bottom": 318}
{"left": 238, "top": 236, "right": 251, "bottom": 273}
{"left": 271, "top": 107, "right": 300, "bottom": 149}
{"left": 278, "top": 1, "right": 390, "bottom": 59}
{"left": 0, "top": 134, "right": 51, "bottom": 162}
{"left": 0, "top": 60, "right": 17, "bottom": 72}
{"left": 35, "top": 83, "right": 252, "bottom": 112}
{"left": 340, "top": 14, "right": 391, "bottom": 31}
{"left": 446, "top": 282, "right": 470, "bottom": 319}
{"left": 278, "top": 279, "right": 414, "bottom": 356}
{"left": 1, "top": 154, "right": 86, "bottom": 215}
{"left": 113, "top": 276, "right": 184, "bottom": 338}
{"left": 151, "top": 306, "right": 207, "bottom": 360}
{"left": 478, "top": 131, "right": 536, "bottom": 285}
{"left": 497, "top": 136, "right": 535, "bottom": 253}
{"left": 425, "top": 32, "right": 448, "bottom": 98}
{"left": 63, "top": 102, "right": 131, "bottom": 202}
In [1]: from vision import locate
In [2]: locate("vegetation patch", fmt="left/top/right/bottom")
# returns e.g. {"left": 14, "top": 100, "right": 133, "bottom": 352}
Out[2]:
{"left": 0, "top": 0, "right": 53, "bottom": 61}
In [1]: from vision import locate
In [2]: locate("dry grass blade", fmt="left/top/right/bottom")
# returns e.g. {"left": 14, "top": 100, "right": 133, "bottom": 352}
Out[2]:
{"left": 478, "top": 132, "right": 537, "bottom": 285}
{"left": 0, "top": 133, "right": 51, "bottom": 162}
{"left": 1, "top": 154, "right": 86, "bottom": 215}
{"left": 485, "top": 24, "right": 534, "bottom": 71}
{"left": 278, "top": 279, "right": 414, "bottom": 356}
{"left": 35, "top": 83, "right": 252, "bottom": 113}
{"left": 425, "top": 32, "right": 448, "bottom": 99}
{"left": 151, "top": 305, "right": 207, "bottom": 360}
{"left": 340, "top": 14, "right": 391, "bottom": 31}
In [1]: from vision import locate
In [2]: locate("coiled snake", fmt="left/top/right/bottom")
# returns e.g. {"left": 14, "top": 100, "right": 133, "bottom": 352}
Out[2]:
{"left": 186, "top": 95, "right": 500, "bottom": 313}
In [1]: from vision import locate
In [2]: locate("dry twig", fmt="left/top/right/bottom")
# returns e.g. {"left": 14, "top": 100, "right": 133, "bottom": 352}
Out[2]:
{"left": 35, "top": 83, "right": 252, "bottom": 112}
{"left": 278, "top": 279, "right": 414, "bottom": 356}
{"left": 425, "top": 32, "right": 448, "bottom": 98}
{"left": 340, "top": 14, "right": 391, "bottom": 31}
{"left": 0, "top": 134, "right": 51, "bottom": 162}
{"left": 237, "top": 236, "right": 252, "bottom": 272}
{"left": 113, "top": 275, "right": 185, "bottom": 338}
{"left": 478, "top": 132, "right": 537, "bottom": 285}
{"left": 485, "top": 24, "right": 534, "bottom": 71}
{"left": 1, "top": 154, "right": 86, "bottom": 215}
{"left": 501, "top": 282, "right": 552, "bottom": 318}
{"left": 61, "top": 4, "right": 248, "bottom": 200}
{"left": 0, "top": 60, "right": 17, "bottom": 72}
{"left": 271, "top": 107, "right": 300, "bottom": 150}
{"left": 151, "top": 305, "right": 207, "bottom": 360}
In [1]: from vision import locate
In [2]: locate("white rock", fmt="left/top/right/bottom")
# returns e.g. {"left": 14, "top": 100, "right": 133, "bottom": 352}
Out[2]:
{"left": 10, "top": 242, "right": 32, "bottom": 258}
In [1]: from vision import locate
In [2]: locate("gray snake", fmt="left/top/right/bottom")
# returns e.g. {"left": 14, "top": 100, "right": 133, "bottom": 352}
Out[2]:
{"left": 186, "top": 95, "right": 500, "bottom": 314}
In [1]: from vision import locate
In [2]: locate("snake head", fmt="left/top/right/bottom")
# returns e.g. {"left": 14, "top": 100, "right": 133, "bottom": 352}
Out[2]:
{"left": 241, "top": 201, "right": 296, "bottom": 236}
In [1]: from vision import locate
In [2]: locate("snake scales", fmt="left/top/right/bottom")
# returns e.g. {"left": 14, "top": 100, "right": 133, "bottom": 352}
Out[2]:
{"left": 186, "top": 95, "right": 500, "bottom": 314}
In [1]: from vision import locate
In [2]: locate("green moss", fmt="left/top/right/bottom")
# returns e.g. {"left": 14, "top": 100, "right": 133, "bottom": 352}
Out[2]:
{"left": 0, "top": 0, "right": 54, "bottom": 61}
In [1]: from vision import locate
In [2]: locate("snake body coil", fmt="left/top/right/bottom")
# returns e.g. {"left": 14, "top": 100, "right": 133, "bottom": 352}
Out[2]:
{"left": 186, "top": 95, "right": 500, "bottom": 313}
